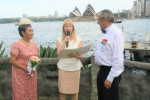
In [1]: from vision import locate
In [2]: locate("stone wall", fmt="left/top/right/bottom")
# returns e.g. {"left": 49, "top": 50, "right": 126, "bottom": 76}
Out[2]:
{"left": 0, "top": 67, "right": 91, "bottom": 100}
{"left": 0, "top": 57, "right": 150, "bottom": 100}
{"left": 120, "top": 60, "right": 150, "bottom": 100}
{"left": 0, "top": 69, "right": 12, "bottom": 100}
{"left": 0, "top": 57, "right": 91, "bottom": 100}
{"left": 90, "top": 56, "right": 150, "bottom": 100}
{"left": 37, "top": 67, "right": 91, "bottom": 100}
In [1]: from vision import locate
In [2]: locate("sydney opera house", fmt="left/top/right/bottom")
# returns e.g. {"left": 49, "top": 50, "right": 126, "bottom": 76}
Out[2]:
{"left": 69, "top": 7, "right": 81, "bottom": 17}
{"left": 69, "top": 4, "right": 97, "bottom": 21}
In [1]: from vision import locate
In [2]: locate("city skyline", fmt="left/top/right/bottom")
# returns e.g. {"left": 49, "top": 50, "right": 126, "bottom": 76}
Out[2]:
{"left": 0, "top": 0, "right": 135, "bottom": 18}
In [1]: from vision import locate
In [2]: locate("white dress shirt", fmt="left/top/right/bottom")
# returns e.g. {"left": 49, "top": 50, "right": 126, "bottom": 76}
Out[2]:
{"left": 95, "top": 24, "right": 124, "bottom": 82}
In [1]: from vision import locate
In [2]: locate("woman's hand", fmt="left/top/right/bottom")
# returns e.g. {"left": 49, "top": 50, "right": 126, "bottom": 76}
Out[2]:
{"left": 65, "top": 36, "right": 71, "bottom": 42}
{"left": 68, "top": 52, "right": 82, "bottom": 59}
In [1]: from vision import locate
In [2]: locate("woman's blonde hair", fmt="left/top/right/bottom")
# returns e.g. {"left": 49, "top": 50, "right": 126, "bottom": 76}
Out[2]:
{"left": 62, "top": 19, "right": 77, "bottom": 48}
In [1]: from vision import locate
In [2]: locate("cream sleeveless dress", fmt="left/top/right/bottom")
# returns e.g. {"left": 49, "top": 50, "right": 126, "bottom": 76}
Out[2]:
{"left": 57, "top": 37, "right": 83, "bottom": 94}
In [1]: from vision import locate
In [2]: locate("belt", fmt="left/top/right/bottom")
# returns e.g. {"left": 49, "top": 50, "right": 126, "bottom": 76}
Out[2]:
{"left": 99, "top": 65, "right": 112, "bottom": 70}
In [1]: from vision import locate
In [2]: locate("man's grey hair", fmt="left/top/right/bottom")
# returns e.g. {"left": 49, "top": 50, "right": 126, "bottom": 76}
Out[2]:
{"left": 99, "top": 9, "right": 114, "bottom": 23}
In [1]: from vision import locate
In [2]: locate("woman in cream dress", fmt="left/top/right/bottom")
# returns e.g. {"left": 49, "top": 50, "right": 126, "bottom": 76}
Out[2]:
{"left": 57, "top": 19, "right": 83, "bottom": 100}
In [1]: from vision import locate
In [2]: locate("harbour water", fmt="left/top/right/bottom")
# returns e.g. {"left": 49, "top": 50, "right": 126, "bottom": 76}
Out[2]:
{"left": 0, "top": 19, "right": 150, "bottom": 57}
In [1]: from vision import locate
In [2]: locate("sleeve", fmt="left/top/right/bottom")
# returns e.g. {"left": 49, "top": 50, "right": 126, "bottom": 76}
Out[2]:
{"left": 57, "top": 37, "right": 63, "bottom": 46}
{"left": 10, "top": 43, "right": 19, "bottom": 57}
{"left": 107, "top": 33, "right": 124, "bottom": 82}
{"left": 77, "top": 37, "right": 82, "bottom": 45}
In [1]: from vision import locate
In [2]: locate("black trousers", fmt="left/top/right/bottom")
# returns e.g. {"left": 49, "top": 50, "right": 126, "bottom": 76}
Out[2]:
{"left": 97, "top": 65, "right": 121, "bottom": 100}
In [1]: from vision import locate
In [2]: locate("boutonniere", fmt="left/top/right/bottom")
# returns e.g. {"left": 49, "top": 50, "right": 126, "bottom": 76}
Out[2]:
{"left": 101, "top": 39, "right": 108, "bottom": 45}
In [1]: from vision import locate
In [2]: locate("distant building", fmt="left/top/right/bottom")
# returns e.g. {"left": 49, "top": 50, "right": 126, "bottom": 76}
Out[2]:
{"left": 61, "top": 14, "right": 67, "bottom": 18}
{"left": 139, "top": 0, "right": 150, "bottom": 17}
{"left": 23, "top": 14, "right": 28, "bottom": 18}
{"left": 133, "top": 1, "right": 142, "bottom": 17}
{"left": 69, "top": 4, "right": 97, "bottom": 21}
{"left": 122, "top": 10, "right": 129, "bottom": 17}
{"left": 130, "top": 0, "right": 150, "bottom": 17}
{"left": 140, "top": 0, "right": 145, "bottom": 16}
{"left": 69, "top": 7, "right": 81, "bottom": 17}
{"left": 128, "top": 9, "right": 135, "bottom": 19}
{"left": 83, "top": 4, "right": 96, "bottom": 16}
{"left": 54, "top": 10, "right": 58, "bottom": 18}
{"left": 41, "top": 16, "right": 49, "bottom": 18}
{"left": 117, "top": 10, "right": 120, "bottom": 18}
{"left": 145, "top": 0, "right": 150, "bottom": 16}
{"left": 49, "top": 14, "right": 54, "bottom": 18}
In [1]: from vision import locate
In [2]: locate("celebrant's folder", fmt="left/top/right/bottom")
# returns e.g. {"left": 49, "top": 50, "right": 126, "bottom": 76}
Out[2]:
{"left": 58, "top": 44, "right": 92, "bottom": 58}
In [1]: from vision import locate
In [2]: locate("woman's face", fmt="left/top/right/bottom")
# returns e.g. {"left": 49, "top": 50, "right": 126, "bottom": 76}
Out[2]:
{"left": 64, "top": 24, "right": 73, "bottom": 35}
{"left": 22, "top": 27, "right": 34, "bottom": 39}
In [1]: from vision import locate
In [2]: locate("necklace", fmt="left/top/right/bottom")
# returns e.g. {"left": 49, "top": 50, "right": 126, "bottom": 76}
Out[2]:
{"left": 22, "top": 39, "right": 31, "bottom": 47}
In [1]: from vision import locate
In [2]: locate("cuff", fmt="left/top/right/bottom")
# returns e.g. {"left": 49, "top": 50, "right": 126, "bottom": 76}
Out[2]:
{"left": 107, "top": 74, "right": 115, "bottom": 82}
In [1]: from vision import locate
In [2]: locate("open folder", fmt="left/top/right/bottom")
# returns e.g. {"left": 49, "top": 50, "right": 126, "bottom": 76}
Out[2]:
{"left": 58, "top": 44, "right": 92, "bottom": 58}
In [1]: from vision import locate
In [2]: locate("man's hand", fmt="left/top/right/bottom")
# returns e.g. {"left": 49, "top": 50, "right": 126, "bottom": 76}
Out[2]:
{"left": 104, "top": 80, "right": 112, "bottom": 89}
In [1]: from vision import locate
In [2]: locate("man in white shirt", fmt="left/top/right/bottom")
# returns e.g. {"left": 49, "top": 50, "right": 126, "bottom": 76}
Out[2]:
{"left": 94, "top": 9, "right": 124, "bottom": 100}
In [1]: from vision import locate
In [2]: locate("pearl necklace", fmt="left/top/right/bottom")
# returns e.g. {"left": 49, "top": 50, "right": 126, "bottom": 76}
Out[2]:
{"left": 22, "top": 39, "right": 31, "bottom": 47}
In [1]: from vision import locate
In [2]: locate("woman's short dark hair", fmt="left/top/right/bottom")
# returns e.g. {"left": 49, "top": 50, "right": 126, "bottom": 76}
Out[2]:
{"left": 18, "top": 24, "right": 31, "bottom": 37}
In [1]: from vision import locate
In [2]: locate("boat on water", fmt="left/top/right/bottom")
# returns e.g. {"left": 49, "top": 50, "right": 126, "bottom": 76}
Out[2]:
{"left": 114, "top": 20, "right": 122, "bottom": 23}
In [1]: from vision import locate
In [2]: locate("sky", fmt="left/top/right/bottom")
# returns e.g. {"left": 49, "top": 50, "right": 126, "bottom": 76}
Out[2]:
{"left": 0, "top": 0, "right": 135, "bottom": 18}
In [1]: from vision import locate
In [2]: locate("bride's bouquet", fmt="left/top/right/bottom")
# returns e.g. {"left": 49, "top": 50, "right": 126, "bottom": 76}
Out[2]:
{"left": 27, "top": 56, "right": 41, "bottom": 78}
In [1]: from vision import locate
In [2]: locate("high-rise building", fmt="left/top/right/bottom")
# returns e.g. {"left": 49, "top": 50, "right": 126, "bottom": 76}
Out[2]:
{"left": 129, "top": 7, "right": 136, "bottom": 18}
{"left": 54, "top": 10, "right": 58, "bottom": 18}
{"left": 23, "top": 14, "right": 28, "bottom": 18}
{"left": 122, "top": 10, "right": 129, "bottom": 17}
{"left": 140, "top": 0, "right": 145, "bottom": 16}
{"left": 144, "top": 0, "right": 146, "bottom": 16}
{"left": 133, "top": 1, "right": 142, "bottom": 17}
{"left": 129, "top": 0, "right": 150, "bottom": 17}
{"left": 145, "top": 0, "right": 150, "bottom": 16}
{"left": 140, "top": 0, "right": 150, "bottom": 17}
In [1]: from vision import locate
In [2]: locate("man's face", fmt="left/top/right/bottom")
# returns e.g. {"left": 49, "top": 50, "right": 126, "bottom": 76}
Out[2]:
{"left": 97, "top": 13, "right": 106, "bottom": 30}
